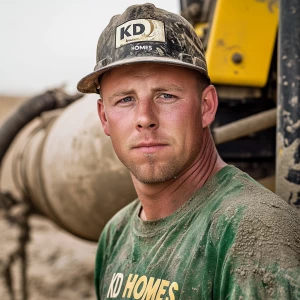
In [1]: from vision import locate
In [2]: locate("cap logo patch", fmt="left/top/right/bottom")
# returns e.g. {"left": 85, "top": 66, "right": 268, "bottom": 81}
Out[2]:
{"left": 116, "top": 19, "right": 165, "bottom": 48}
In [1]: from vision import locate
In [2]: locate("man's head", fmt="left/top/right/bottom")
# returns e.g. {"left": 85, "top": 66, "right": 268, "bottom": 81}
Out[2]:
{"left": 77, "top": 3, "right": 210, "bottom": 94}
{"left": 77, "top": 3, "right": 218, "bottom": 185}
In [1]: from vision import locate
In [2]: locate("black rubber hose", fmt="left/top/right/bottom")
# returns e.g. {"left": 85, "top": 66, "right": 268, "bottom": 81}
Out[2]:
{"left": 0, "top": 90, "right": 82, "bottom": 167}
{"left": 0, "top": 91, "right": 57, "bottom": 166}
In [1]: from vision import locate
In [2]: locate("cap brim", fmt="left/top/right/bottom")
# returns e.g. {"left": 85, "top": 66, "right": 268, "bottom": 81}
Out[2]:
{"left": 77, "top": 56, "right": 210, "bottom": 94}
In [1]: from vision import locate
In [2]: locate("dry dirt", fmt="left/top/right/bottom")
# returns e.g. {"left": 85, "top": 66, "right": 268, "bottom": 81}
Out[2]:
{"left": 0, "top": 95, "right": 97, "bottom": 300}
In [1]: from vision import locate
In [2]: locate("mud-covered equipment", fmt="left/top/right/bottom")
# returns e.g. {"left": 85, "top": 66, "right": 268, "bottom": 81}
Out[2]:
{"left": 77, "top": 3, "right": 210, "bottom": 94}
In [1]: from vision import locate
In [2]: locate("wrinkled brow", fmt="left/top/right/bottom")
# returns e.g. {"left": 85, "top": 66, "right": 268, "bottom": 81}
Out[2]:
{"left": 107, "top": 84, "right": 185, "bottom": 101}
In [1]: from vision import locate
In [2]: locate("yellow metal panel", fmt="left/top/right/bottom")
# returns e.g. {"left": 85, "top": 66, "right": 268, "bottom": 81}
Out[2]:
{"left": 206, "top": 0, "right": 278, "bottom": 87}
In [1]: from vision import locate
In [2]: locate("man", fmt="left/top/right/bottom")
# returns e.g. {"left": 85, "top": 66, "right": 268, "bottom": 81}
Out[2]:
{"left": 77, "top": 3, "right": 300, "bottom": 299}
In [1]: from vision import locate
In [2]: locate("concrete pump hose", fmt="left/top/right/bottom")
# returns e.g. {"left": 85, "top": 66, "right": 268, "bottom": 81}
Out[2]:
{"left": 213, "top": 108, "right": 277, "bottom": 145}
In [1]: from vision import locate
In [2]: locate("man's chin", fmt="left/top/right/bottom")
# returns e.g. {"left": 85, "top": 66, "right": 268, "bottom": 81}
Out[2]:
{"left": 129, "top": 166, "right": 179, "bottom": 185}
{"left": 119, "top": 154, "right": 181, "bottom": 184}
{"left": 133, "top": 176, "right": 171, "bottom": 185}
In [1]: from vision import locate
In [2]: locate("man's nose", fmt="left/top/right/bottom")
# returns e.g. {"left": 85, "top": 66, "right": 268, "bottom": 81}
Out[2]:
{"left": 135, "top": 100, "right": 158, "bottom": 130}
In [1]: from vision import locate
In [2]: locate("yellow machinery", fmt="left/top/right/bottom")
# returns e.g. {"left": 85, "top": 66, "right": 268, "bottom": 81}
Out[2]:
{"left": 181, "top": 0, "right": 278, "bottom": 184}
{"left": 182, "top": 0, "right": 300, "bottom": 209}
{"left": 205, "top": 0, "right": 278, "bottom": 87}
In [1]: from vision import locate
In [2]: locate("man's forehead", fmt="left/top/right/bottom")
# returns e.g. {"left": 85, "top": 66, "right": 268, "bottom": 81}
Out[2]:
{"left": 99, "top": 63, "right": 201, "bottom": 98}
{"left": 102, "top": 63, "right": 161, "bottom": 79}
{"left": 101, "top": 63, "right": 199, "bottom": 80}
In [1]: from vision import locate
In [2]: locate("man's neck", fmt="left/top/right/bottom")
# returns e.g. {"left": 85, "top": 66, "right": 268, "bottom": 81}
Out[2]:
{"left": 132, "top": 132, "right": 227, "bottom": 221}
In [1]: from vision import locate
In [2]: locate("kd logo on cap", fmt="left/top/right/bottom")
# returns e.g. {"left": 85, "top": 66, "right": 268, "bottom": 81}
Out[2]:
{"left": 116, "top": 19, "right": 165, "bottom": 48}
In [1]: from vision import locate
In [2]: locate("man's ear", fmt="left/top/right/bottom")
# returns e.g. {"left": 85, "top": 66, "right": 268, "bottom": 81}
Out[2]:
{"left": 201, "top": 85, "right": 218, "bottom": 128}
{"left": 97, "top": 99, "right": 110, "bottom": 136}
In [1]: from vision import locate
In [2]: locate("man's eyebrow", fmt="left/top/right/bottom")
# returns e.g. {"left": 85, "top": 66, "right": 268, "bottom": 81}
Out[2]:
{"left": 107, "top": 85, "right": 184, "bottom": 101}
{"left": 107, "top": 90, "right": 135, "bottom": 102}
{"left": 152, "top": 85, "right": 184, "bottom": 93}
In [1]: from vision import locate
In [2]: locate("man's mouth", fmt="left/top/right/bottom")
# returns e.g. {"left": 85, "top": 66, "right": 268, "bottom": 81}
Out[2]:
{"left": 132, "top": 142, "right": 169, "bottom": 153}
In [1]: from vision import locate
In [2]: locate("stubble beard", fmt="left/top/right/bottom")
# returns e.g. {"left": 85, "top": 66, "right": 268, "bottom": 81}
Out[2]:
{"left": 121, "top": 153, "right": 181, "bottom": 184}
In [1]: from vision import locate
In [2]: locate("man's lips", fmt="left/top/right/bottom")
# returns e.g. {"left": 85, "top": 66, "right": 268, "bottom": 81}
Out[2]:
{"left": 131, "top": 142, "right": 169, "bottom": 153}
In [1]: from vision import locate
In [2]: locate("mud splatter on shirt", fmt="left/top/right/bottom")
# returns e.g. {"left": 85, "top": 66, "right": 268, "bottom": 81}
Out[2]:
{"left": 95, "top": 166, "right": 300, "bottom": 299}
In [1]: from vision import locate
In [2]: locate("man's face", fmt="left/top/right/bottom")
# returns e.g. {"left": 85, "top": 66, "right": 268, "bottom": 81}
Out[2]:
{"left": 98, "top": 63, "right": 209, "bottom": 184}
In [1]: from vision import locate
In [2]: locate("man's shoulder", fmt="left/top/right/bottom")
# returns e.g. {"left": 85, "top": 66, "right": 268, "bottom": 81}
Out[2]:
{"left": 197, "top": 166, "right": 291, "bottom": 225}
{"left": 212, "top": 166, "right": 299, "bottom": 236}
{"left": 212, "top": 165, "right": 291, "bottom": 212}
{"left": 210, "top": 167, "right": 300, "bottom": 270}
{"left": 217, "top": 166, "right": 297, "bottom": 219}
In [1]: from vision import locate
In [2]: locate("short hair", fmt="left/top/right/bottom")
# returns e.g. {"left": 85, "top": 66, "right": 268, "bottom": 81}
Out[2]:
{"left": 195, "top": 73, "right": 210, "bottom": 100}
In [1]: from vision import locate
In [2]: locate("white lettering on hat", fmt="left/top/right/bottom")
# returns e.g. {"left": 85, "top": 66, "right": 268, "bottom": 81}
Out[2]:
{"left": 116, "top": 19, "right": 165, "bottom": 48}
{"left": 131, "top": 45, "right": 153, "bottom": 51}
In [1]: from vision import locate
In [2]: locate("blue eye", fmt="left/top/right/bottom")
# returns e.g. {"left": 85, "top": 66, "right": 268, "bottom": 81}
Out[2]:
{"left": 120, "top": 96, "right": 133, "bottom": 103}
{"left": 162, "top": 93, "right": 174, "bottom": 98}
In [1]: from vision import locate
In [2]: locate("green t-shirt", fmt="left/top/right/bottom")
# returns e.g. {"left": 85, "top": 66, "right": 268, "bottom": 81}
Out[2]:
{"left": 95, "top": 166, "right": 300, "bottom": 299}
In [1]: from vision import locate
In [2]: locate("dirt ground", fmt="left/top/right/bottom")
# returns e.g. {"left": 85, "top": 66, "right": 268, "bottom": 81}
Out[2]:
{"left": 0, "top": 95, "right": 97, "bottom": 300}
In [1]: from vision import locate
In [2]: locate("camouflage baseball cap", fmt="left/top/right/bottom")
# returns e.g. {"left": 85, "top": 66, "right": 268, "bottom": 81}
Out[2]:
{"left": 77, "top": 3, "right": 209, "bottom": 94}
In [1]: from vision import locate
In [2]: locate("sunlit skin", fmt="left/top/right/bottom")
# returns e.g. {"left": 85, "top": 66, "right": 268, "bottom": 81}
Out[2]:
{"left": 98, "top": 63, "right": 227, "bottom": 220}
